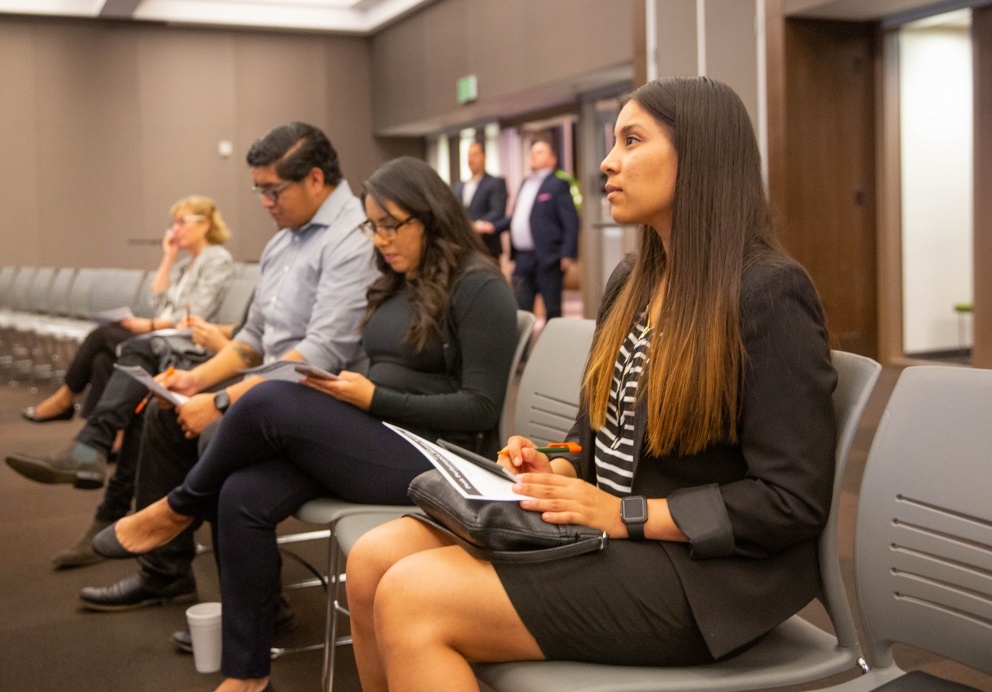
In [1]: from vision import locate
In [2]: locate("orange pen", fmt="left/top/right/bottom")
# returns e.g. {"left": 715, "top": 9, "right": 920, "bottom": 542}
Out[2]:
{"left": 498, "top": 442, "right": 582, "bottom": 456}
{"left": 135, "top": 366, "right": 175, "bottom": 413}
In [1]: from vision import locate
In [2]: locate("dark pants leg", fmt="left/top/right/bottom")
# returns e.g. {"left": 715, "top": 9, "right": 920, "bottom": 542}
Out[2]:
{"left": 216, "top": 461, "right": 322, "bottom": 678}
{"left": 93, "top": 413, "right": 143, "bottom": 523}
{"left": 166, "top": 381, "right": 433, "bottom": 677}
{"left": 534, "top": 259, "right": 564, "bottom": 319}
{"left": 75, "top": 340, "right": 162, "bottom": 455}
{"left": 81, "top": 351, "right": 116, "bottom": 418}
{"left": 64, "top": 323, "right": 132, "bottom": 394}
{"left": 512, "top": 251, "right": 538, "bottom": 313}
{"left": 134, "top": 399, "right": 203, "bottom": 589}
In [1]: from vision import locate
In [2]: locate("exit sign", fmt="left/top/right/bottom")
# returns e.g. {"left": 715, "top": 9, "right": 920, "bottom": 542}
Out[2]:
{"left": 457, "top": 75, "right": 478, "bottom": 104}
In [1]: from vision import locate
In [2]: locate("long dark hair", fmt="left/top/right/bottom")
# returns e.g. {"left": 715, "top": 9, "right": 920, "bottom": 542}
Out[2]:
{"left": 362, "top": 157, "right": 498, "bottom": 350}
{"left": 583, "top": 76, "right": 786, "bottom": 455}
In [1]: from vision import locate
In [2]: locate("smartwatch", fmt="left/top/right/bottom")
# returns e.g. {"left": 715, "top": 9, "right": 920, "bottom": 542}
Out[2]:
{"left": 621, "top": 495, "right": 648, "bottom": 541}
{"left": 213, "top": 389, "right": 231, "bottom": 414}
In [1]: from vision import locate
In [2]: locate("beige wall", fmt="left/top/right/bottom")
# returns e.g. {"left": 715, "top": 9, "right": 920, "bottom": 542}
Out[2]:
{"left": 650, "top": 0, "right": 761, "bottom": 133}
{"left": 0, "top": 16, "right": 421, "bottom": 270}
{"left": 370, "top": 0, "right": 636, "bottom": 136}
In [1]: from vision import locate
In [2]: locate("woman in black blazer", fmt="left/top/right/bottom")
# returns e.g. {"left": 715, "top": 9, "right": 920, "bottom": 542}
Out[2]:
{"left": 347, "top": 77, "right": 837, "bottom": 691}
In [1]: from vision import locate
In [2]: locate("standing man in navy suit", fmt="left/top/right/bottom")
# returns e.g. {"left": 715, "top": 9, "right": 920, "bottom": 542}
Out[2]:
{"left": 452, "top": 142, "right": 509, "bottom": 259}
{"left": 487, "top": 140, "right": 579, "bottom": 319}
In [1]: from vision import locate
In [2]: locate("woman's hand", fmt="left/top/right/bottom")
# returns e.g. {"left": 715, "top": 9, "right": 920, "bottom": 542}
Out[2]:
{"left": 302, "top": 370, "right": 375, "bottom": 411}
{"left": 161, "top": 227, "right": 180, "bottom": 261}
{"left": 514, "top": 474, "right": 625, "bottom": 537}
{"left": 497, "top": 436, "right": 554, "bottom": 475}
{"left": 188, "top": 316, "right": 229, "bottom": 352}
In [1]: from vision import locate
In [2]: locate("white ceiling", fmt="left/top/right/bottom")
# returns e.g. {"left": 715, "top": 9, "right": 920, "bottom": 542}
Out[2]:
{"left": 0, "top": 0, "right": 435, "bottom": 33}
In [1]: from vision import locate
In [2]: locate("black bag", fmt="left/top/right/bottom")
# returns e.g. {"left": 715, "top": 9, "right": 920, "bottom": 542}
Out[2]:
{"left": 118, "top": 332, "right": 213, "bottom": 372}
{"left": 407, "top": 470, "right": 608, "bottom": 564}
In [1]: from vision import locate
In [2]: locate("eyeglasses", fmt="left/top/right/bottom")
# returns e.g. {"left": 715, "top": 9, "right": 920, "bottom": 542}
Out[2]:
{"left": 170, "top": 214, "right": 206, "bottom": 227}
{"left": 251, "top": 180, "right": 294, "bottom": 203}
{"left": 359, "top": 215, "right": 417, "bottom": 240}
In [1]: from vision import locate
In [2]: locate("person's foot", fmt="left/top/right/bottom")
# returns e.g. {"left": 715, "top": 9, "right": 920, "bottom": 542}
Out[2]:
{"left": 79, "top": 572, "right": 196, "bottom": 612}
{"left": 5, "top": 443, "right": 108, "bottom": 489}
{"left": 172, "top": 597, "right": 297, "bottom": 653}
{"left": 20, "top": 404, "right": 75, "bottom": 423}
{"left": 214, "top": 677, "right": 273, "bottom": 692}
{"left": 23, "top": 385, "right": 76, "bottom": 422}
{"left": 52, "top": 519, "right": 113, "bottom": 570}
{"left": 92, "top": 497, "right": 194, "bottom": 558}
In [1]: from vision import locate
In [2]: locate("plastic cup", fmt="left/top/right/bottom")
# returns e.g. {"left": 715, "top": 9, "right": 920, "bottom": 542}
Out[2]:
{"left": 186, "top": 602, "right": 222, "bottom": 673}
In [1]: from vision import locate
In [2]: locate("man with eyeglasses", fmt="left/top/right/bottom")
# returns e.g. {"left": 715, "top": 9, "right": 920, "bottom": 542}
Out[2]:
{"left": 64, "top": 123, "right": 377, "bottom": 628}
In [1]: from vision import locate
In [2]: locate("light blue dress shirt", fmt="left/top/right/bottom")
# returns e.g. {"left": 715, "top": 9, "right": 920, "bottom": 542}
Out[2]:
{"left": 234, "top": 180, "right": 379, "bottom": 371}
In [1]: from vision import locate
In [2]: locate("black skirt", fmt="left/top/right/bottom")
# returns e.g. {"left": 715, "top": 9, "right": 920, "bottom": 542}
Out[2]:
{"left": 494, "top": 539, "right": 714, "bottom": 666}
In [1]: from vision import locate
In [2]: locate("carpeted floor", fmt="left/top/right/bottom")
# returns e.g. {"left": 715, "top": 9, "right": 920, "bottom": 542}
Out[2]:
{"left": 1, "top": 367, "right": 990, "bottom": 692}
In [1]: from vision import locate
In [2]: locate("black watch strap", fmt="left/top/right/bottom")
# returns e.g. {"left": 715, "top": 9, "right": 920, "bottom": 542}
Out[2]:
{"left": 213, "top": 389, "right": 231, "bottom": 414}
{"left": 621, "top": 495, "right": 648, "bottom": 541}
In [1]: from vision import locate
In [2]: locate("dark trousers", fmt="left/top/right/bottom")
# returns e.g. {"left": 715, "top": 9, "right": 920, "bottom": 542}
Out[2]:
{"left": 65, "top": 323, "right": 133, "bottom": 417}
{"left": 166, "top": 381, "right": 433, "bottom": 678}
{"left": 75, "top": 338, "right": 167, "bottom": 522}
{"left": 513, "top": 250, "right": 564, "bottom": 319}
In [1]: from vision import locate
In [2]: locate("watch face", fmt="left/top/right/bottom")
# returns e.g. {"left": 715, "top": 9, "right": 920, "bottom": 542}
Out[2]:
{"left": 214, "top": 390, "right": 230, "bottom": 412}
{"left": 622, "top": 496, "right": 648, "bottom": 523}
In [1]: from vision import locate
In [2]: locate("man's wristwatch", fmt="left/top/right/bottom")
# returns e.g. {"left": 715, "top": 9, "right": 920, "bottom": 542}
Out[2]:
{"left": 213, "top": 389, "right": 231, "bottom": 414}
{"left": 621, "top": 495, "right": 648, "bottom": 541}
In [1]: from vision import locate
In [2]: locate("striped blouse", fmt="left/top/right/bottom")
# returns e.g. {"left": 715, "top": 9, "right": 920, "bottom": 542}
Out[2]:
{"left": 594, "top": 310, "right": 651, "bottom": 496}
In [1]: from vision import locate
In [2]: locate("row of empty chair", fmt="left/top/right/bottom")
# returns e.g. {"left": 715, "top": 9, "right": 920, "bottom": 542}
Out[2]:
{"left": 0, "top": 263, "right": 259, "bottom": 387}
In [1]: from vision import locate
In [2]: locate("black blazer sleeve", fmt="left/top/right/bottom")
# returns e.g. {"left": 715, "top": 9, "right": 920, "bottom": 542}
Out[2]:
{"left": 666, "top": 262, "right": 837, "bottom": 559}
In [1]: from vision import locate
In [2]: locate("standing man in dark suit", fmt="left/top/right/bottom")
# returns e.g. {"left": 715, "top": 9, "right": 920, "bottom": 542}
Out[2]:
{"left": 487, "top": 140, "right": 579, "bottom": 319}
{"left": 452, "top": 142, "right": 508, "bottom": 259}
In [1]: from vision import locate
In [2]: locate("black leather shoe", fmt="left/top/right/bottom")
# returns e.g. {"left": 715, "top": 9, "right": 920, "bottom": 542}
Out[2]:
{"left": 5, "top": 443, "right": 108, "bottom": 489}
{"left": 79, "top": 572, "right": 196, "bottom": 612}
{"left": 172, "top": 595, "right": 297, "bottom": 653}
{"left": 21, "top": 404, "right": 75, "bottom": 423}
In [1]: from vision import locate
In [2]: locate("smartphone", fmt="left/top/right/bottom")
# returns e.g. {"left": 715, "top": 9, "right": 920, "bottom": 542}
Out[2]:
{"left": 436, "top": 439, "right": 517, "bottom": 482}
{"left": 294, "top": 365, "right": 340, "bottom": 381}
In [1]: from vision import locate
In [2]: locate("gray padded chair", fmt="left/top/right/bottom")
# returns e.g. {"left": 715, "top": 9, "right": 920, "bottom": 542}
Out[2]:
{"left": 473, "top": 349, "right": 881, "bottom": 692}
{"left": 212, "top": 275, "right": 257, "bottom": 327}
{"left": 131, "top": 270, "right": 157, "bottom": 319}
{"left": 817, "top": 365, "right": 992, "bottom": 691}
{"left": 287, "top": 309, "right": 538, "bottom": 692}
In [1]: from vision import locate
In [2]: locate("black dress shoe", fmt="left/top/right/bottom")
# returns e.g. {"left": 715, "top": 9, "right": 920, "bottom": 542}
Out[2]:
{"left": 172, "top": 595, "right": 297, "bottom": 653}
{"left": 5, "top": 443, "right": 108, "bottom": 489}
{"left": 79, "top": 572, "right": 196, "bottom": 612}
{"left": 21, "top": 404, "right": 75, "bottom": 423}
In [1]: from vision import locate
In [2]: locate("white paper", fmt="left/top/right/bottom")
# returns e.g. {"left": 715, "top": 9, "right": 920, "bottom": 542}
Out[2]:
{"left": 92, "top": 306, "right": 134, "bottom": 324}
{"left": 112, "top": 364, "right": 189, "bottom": 406}
{"left": 238, "top": 361, "right": 310, "bottom": 383}
{"left": 385, "top": 423, "right": 526, "bottom": 502}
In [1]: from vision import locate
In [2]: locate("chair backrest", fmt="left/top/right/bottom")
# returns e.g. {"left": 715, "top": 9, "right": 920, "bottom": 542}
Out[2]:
{"left": 45, "top": 267, "right": 78, "bottom": 316}
{"left": 131, "top": 271, "right": 158, "bottom": 318}
{"left": 67, "top": 269, "right": 100, "bottom": 318}
{"left": 498, "top": 310, "right": 537, "bottom": 443}
{"left": 7, "top": 267, "right": 37, "bottom": 312}
{"left": 234, "top": 262, "right": 261, "bottom": 285}
{"left": 818, "top": 350, "right": 882, "bottom": 650}
{"left": 513, "top": 318, "right": 596, "bottom": 446}
{"left": 853, "top": 365, "right": 992, "bottom": 675}
{"left": 87, "top": 268, "right": 145, "bottom": 315}
{"left": 213, "top": 275, "right": 256, "bottom": 327}
{"left": 0, "top": 266, "right": 20, "bottom": 309}
{"left": 24, "top": 267, "right": 56, "bottom": 313}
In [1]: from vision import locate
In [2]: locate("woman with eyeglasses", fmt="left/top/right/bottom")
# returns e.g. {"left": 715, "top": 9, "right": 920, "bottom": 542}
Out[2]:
{"left": 92, "top": 157, "right": 518, "bottom": 692}
{"left": 22, "top": 195, "right": 235, "bottom": 424}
